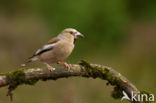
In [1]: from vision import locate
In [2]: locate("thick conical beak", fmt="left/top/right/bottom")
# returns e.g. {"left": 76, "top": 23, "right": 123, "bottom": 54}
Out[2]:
{"left": 75, "top": 32, "right": 84, "bottom": 39}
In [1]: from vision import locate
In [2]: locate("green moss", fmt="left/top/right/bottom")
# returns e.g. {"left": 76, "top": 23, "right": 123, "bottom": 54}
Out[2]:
{"left": 6, "top": 69, "right": 38, "bottom": 86}
{"left": 79, "top": 60, "right": 118, "bottom": 85}
{"left": 7, "top": 69, "right": 25, "bottom": 82}
{"left": 5, "top": 69, "right": 38, "bottom": 100}
{"left": 111, "top": 86, "right": 123, "bottom": 99}
{"left": 79, "top": 60, "right": 122, "bottom": 99}
{"left": 79, "top": 60, "right": 93, "bottom": 69}
{"left": 79, "top": 60, "right": 97, "bottom": 78}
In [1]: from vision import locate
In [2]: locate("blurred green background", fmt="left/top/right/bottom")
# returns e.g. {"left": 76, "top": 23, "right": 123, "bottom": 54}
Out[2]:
{"left": 0, "top": 0, "right": 156, "bottom": 103}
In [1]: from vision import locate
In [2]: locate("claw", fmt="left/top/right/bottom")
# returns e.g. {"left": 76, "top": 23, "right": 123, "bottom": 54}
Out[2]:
{"left": 57, "top": 62, "right": 70, "bottom": 69}
{"left": 43, "top": 62, "right": 55, "bottom": 71}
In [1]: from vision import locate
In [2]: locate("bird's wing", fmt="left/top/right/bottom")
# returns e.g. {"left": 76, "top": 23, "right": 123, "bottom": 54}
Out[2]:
{"left": 31, "top": 37, "right": 60, "bottom": 58}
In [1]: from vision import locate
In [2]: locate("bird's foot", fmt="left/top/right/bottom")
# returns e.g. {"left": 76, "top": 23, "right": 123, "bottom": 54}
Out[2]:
{"left": 57, "top": 62, "right": 70, "bottom": 70}
{"left": 44, "top": 62, "right": 55, "bottom": 71}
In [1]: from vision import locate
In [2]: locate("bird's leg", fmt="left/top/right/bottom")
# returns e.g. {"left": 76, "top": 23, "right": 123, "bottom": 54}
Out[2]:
{"left": 57, "top": 62, "right": 70, "bottom": 69}
{"left": 43, "top": 62, "right": 55, "bottom": 71}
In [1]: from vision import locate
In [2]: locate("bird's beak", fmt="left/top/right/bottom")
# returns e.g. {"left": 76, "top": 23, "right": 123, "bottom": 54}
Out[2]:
{"left": 75, "top": 32, "right": 84, "bottom": 39}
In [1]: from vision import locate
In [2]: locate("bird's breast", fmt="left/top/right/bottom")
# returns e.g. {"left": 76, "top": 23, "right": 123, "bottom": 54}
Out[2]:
{"left": 55, "top": 42, "right": 74, "bottom": 60}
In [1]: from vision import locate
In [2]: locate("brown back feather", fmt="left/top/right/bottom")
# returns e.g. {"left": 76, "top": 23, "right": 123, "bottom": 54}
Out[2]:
{"left": 47, "top": 37, "right": 60, "bottom": 44}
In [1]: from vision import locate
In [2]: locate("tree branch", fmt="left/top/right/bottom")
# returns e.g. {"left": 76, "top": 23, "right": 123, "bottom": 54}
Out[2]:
{"left": 0, "top": 60, "right": 140, "bottom": 102}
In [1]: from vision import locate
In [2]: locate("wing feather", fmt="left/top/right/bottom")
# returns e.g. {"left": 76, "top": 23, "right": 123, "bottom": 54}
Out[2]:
{"left": 30, "top": 37, "right": 60, "bottom": 58}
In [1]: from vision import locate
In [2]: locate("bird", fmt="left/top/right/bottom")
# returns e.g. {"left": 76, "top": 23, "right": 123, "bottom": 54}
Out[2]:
{"left": 22, "top": 28, "right": 84, "bottom": 71}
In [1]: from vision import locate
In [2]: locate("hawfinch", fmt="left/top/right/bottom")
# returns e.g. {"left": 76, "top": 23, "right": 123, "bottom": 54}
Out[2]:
{"left": 23, "top": 28, "right": 84, "bottom": 71}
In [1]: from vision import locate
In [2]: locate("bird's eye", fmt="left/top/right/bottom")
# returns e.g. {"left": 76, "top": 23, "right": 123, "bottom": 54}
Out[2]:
{"left": 69, "top": 31, "right": 74, "bottom": 34}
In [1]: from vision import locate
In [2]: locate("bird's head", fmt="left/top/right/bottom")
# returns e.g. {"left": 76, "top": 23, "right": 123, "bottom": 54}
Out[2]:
{"left": 58, "top": 28, "right": 84, "bottom": 42}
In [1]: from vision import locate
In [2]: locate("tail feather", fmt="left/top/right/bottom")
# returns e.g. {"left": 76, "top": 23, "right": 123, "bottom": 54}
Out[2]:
{"left": 21, "top": 56, "right": 38, "bottom": 67}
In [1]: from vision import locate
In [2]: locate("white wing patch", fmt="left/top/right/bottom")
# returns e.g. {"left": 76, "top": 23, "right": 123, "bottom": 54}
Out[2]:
{"left": 35, "top": 43, "right": 57, "bottom": 55}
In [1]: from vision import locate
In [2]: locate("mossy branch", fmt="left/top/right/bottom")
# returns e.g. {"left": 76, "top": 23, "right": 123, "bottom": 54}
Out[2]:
{"left": 0, "top": 60, "right": 141, "bottom": 102}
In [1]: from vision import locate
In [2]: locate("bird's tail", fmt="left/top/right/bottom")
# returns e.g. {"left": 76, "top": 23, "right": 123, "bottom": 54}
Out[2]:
{"left": 21, "top": 59, "right": 32, "bottom": 67}
{"left": 21, "top": 56, "right": 38, "bottom": 67}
